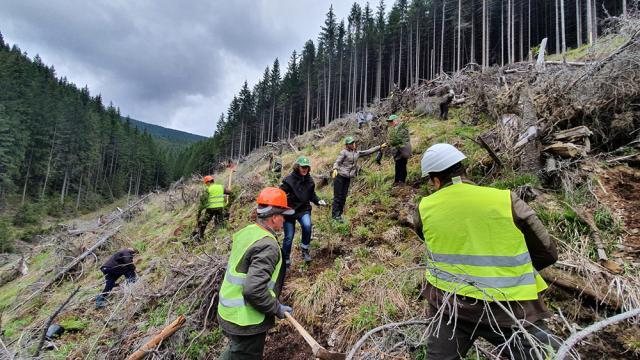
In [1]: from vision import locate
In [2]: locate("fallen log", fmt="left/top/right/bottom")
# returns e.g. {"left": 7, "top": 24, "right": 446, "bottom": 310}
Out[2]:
{"left": 541, "top": 267, "right": 621, "bottom": 310}
{"left": 0, "top": 257, "right": 28, "bottom": 287}
{"left": 34, "top": 286, "right": 81, "bottom": 357}
{"left": 126, "top": 315, "right": 186, "bottom": 360}
{"left": 12, "top": 226, "right": 121, "bottom": 312}
{"left": 68, "top": 193, "right": 151, "bottom": 236}
{"left": 543, "top": 142, "right": 588, "bottom": 158}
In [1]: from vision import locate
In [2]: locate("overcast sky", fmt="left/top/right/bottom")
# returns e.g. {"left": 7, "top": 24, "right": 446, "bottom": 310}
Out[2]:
{"left": 1, "top": 0, "right": 376, "bottom": 137}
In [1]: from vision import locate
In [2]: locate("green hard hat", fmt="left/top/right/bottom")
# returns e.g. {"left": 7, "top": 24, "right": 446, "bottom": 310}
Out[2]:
{"left": 296, "top": 156, "right": 311, "bottom": 167}
{"left": 387, "top": 114, "right": 398, "bottom": 122}
{"left": 344, "top": 136, "right": 356, "bottom": 145}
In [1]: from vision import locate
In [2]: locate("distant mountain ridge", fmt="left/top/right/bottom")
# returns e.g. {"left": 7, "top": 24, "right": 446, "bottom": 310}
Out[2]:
{"left": 121, "top": 116, "right": 207, "bottom": 148}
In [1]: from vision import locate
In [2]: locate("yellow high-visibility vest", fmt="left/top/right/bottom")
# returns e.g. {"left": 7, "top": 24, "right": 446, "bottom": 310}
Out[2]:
{"left": 217, "top": 224, "right": 282, "bottom": 326}
{"left": 206, "top": 183, "right": 225, "bottom": 209}
{"left": 419, "top": 183, "right": 547, "bottom": 301}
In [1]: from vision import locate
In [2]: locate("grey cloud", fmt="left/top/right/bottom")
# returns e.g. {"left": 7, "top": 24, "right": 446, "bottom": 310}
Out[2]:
{"left": 0, "top": 0, "right": 371, "bottom": 136}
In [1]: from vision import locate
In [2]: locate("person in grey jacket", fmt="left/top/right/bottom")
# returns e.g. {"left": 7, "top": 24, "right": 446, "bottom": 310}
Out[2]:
{"left": 331, "top": 136, "right": 386, "bottom": 222}
{"left": 217, "top": 187, "right": 293, "bottom": 360}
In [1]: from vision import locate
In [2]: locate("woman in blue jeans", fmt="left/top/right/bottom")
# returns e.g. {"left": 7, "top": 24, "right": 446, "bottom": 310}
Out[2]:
{"left": 279, "top": 156, "right": 327, "bottom": 266}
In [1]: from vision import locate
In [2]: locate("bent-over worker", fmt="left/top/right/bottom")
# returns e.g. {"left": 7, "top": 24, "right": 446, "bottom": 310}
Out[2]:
{"left": 95, "top": 248, "right": 138, "bottom": 309}
{"left": 217, "top": 187, "right": 294, "bottom": 360}
{"left": 415, "top": 143, "right": 560, "bottom": 360}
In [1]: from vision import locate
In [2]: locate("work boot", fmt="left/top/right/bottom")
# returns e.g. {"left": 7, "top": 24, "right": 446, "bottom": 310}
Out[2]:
{"left": 95, "top": 295, "right": 107, "bottom": 309}
{"left": 301, "top": 248, "right": 312, "bottom": 262}
{"left": 332, "top": 216, "right": 344, "bottom": 223}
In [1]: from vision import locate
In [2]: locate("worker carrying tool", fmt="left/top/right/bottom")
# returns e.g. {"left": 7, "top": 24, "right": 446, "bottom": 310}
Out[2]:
{"left": 386, "top": 114, "right": 412, "bottom": 186}
{"left": 192, "top": 173, "right": 233, "bottom": 240}
{"left": 415, "top": 143, "right": 560, "bottom": 360}
{"left": 217, "top": 187, "right": 294, "bottom": 360}
{"left": 95, "top": 248, "right": 138, "bottom": 309}
{"left": 331, "top": 136, "right": 386, "bottom": 223}
{"left": 279, "top": 156, "right": 327, "bottom": 266}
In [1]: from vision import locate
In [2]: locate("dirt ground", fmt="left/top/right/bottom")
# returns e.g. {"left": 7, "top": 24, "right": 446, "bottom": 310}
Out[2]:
{"left": 595, "top": 165, "right": 640, "bottom": 257}
{"left": 263, "top": 325, "right": 314, "bottom": 360}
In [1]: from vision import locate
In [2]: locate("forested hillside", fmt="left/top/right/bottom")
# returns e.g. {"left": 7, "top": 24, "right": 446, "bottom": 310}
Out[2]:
{"left": 122, "top": 116, "right": 206, "bottom": 151}
{"left": 178, "top": 0, "right": 629, "bottom": 177}
{"left": 0, "top": 33, "right": 170, "bottom": 215}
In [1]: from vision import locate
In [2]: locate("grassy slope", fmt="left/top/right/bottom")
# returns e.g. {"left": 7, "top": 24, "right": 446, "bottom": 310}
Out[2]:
{"left": 1, "top": 106, "right": 638, "bottom": 359}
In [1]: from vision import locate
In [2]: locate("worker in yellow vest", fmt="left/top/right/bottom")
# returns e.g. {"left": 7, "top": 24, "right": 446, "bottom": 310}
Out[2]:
{"left": 217, "top": 187, "right": 294, "bottom": 359}
{"left": 415, "top": 143, "right": 560, "bottom": 359}
{"left": 192, "top": 175, "right": 232, "bottom": 239}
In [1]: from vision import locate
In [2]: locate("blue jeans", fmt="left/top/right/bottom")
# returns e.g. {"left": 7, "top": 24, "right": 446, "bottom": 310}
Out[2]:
{"left": 282, "top": 212, "right": 312, "bottom": 264}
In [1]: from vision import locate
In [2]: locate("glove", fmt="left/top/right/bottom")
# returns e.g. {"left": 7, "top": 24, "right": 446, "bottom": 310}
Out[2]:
{"left": 331, "top": 169, "right": 338, "bottom": 178}
{"left": 318, "top": 200, "right": 327, "bottom": 206}
{"left": 381, "top": 143, "right": 388, "bottom": 149}
{"left": 276, "top": 303, "right": 293, "bottom": 319}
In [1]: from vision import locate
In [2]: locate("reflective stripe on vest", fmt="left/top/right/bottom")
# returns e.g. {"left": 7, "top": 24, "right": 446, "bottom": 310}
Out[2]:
{"left": 206, "top": 183, "right": 225, "bottom": 209}
{"left": 419, "top": 183, "right": 547, "bottom": 302}
{"left": 217, "top": 224, "right": 282, "bottom": 325}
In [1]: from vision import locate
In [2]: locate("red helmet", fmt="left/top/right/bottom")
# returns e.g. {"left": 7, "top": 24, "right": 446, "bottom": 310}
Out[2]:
{"left": 256, "top": 187, "right": 291, "bottom": 209}
{"left": 203, "top": 175, "right": 214, "bottom": 184}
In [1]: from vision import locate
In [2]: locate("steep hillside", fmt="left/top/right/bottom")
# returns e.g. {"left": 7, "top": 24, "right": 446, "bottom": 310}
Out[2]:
{"left": 2, "top": 18, "right": 640, "bottom": 360}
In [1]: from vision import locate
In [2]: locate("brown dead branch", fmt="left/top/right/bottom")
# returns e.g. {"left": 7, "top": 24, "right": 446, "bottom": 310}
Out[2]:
{"left": 126, "top": 315, "right": 186, "bottom": 360}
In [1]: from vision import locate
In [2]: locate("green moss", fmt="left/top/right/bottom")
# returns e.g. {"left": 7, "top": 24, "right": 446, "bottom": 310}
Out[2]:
{"left": 59, "top": 318, "right": 89, "bottom": 331}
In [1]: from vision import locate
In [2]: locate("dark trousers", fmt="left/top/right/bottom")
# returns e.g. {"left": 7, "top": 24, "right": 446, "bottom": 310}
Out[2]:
{"left": 219, "top": 332, "right": 267, "bottom": 360}
{"left": 394, "top": 158, "right": 408, "bottom": 183}
{"left": 195, "top": 208, "right": 225, "bottom": 237}
{"left": 100, "top": 267, "right": 137, "bottom": 296}
{"left": 332, "top": 175, "right": 351, "bottom": 218}
{"left": 426, "top": 318, "right": 560, "bottom": 360}
{"left": 440, "top": 102, "right": 450, "bottom": 120}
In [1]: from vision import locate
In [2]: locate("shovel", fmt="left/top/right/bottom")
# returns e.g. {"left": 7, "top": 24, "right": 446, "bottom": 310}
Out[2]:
{"left": 285, "top": 313, "right": 346, "bottom": 360}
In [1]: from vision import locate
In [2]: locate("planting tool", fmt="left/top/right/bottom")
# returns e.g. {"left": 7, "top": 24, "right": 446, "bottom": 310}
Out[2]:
{"left": 285, "top": 313, "right": 345, "bottom": 360}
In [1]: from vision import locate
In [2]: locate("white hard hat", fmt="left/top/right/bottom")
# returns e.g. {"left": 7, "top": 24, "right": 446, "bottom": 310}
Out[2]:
{"left": 421, "top": 143, "right": 467, "bottom": 177}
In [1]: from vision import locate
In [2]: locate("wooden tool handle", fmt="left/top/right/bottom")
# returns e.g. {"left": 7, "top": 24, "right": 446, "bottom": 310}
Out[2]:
{"left": 285, "top": 312, "right": 322, "bottom": 354}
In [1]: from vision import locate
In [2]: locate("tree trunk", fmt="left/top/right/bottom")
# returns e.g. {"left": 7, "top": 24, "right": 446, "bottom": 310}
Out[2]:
{"left": 560, "top": 0, "right": 567, "bottom": 55}
{"left": 364, "top": 42, "right": 368, "bottom": 107}
{"left": 440, "top": 0, "right": 446, "bottom": 74}
{"left": 555, "top": 0, "right": 561, "bottom": 53}
{"left": 376, "top": 43, "right": 382, "bottom": 102}
{"left": 576, "top": 0, "right": 582, "bottom": 46}
{"left": 398, "top": 26, "right": 403, "bottom": 88}
{"left": 471, "top": 0, "right": 476, "bottom": 64}
{"left": 60, "top": 169, "right": 68, "bottom": 205}
{"left": 482, "top": 0, "right": 487, "bottom": 68}
{"left": 520, "top": 0, "right": 524, "bottom": 61}
{"left": 415, "top": 19, "right": 420, "bottom": 83}
{"left": 41, "top": 126, "right": 57, "bottom": 199}
{"left": 623, "top": 0, "right": 627, "bottom": 16}
{"left": 21, "top": 155, "right": 31, "bottom": 205}
{"left": 75, "top": 172, "right": 83, "bottom": 210}
{"left": 586, "top": 0, "right": 593, "bottom": 45}
{"left": 458, "top": 0, "right": 462, "bottom": 70}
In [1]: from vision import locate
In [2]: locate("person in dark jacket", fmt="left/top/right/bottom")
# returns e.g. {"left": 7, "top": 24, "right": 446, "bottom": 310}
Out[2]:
{"left": 217, "top": 187, "right": 293, "bottom": 360}
{"left": 331, "top": 136, "right": 387, "bottom": 222}
{"left": 439, "top": 89, "right": 455, "bottom": 120}
{"left": 414, "top": 143, "right": 560, "bottom": 359}
{"left": 95, "top": 248, "right": 138, "bottom": 309}
{"left": 386, "top": 114, "right": 412, "bottom": 185}
{"left": 279, "top": 156, "right": 327, "bottom": 265}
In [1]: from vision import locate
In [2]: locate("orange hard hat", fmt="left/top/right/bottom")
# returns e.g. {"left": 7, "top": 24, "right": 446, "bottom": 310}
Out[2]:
{"left": 203, "top": 175, "right": 214, "bottom": 184}
{"left": 256, "top": 187, "right": 291, "bottom": 209}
